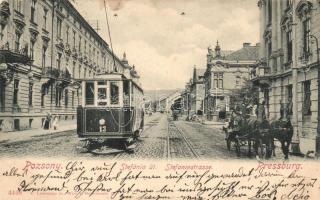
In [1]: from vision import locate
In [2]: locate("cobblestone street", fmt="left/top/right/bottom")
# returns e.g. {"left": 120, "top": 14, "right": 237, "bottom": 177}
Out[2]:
{"left": 0, "top": 113, "right": 305, "bottom": 161}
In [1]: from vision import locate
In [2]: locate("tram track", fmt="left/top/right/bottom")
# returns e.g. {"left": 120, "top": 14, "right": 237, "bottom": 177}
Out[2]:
{"left": 167, "top": 119, "right": 200, "bottom": 159}
{"left": 113, "top": 116, "right": 162, "bottom": 159}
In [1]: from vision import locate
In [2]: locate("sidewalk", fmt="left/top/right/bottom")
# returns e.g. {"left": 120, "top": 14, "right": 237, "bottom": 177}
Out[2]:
{"left": 0, "top": 123, "right": 76, "bottom": 144}
{"left": 291, "top": 137, "right": 316, "bottom": 158}
{"left": 201, "top": 120, "right": 225, "bottom": 129}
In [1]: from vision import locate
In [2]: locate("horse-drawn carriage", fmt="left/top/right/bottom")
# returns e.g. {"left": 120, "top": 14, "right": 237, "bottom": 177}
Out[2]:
{"left": 223, "top": 104, "right": 293, "bottom": 159}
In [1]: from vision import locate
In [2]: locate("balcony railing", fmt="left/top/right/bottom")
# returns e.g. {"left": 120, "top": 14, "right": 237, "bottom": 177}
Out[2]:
{"left": 0, "top": 48, "right": 32, "bottom": 65}
{"left": 58, "top": 69, "right": 71, "bottom": 83}
{"left": 42, "top": 67, "right": 60, "bottom": 79}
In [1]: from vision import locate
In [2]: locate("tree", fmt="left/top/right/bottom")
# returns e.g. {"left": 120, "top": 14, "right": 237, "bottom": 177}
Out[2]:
{"left": 229, "top": 79, "right": 259, "bottom": 113}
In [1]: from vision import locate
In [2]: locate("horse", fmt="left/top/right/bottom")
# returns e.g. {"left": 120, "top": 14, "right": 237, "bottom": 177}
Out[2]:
{"left": 269, "top": 117, "right": 293, "bottom": 159}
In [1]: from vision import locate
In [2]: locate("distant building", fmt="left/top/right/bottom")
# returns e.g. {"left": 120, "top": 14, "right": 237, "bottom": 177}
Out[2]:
{"left": 0, "top": 0, "right": 138, "bottom": 131}
{"left": 204, "top": 41, "right": 259, "bottom": 121}
{"left": 189, "top": 67, "right": 206, "bottom": 117}
{"left": 180, "top": 80, "right": 191, "bottom": 116}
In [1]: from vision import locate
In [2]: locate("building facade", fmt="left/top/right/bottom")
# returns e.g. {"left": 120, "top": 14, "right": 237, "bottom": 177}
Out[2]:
{"left": 253, "top": 0, "right": 320, "bottom": 155}
{"left": 0, "top": 0, "right": 136, "bottom": 132}
{"left": 204, "top": 42, "right": 259, "bottom": 121}
{"left": 189, "top": 67, "right": 205, "bottom": 117}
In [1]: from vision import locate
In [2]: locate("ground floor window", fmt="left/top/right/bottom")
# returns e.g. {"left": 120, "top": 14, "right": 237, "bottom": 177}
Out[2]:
{"left": 29, "top": 119, "right": 33, "bottom": 128}
{"left": 41, "top": 87, "right": 45, "bottom": 107}
{"left": 64, "top": 89, "right": 68, "bottom": 108}
{"left": 55, "top": 87, "right": 62, "bottom": 107}
{"left": 13, "top": 79, "right": 19, "bottom": 105}
{"left": 303, "top": 80, "right": 311, "bottom": 115}
{"left": 28, "top": 82, "right": 33, "bottom": 106}
{"left": 286, "top": 85, "right": 293, "bottom": 115}
{"left": 14, "top": 119, "right": 20, "bottom": 131}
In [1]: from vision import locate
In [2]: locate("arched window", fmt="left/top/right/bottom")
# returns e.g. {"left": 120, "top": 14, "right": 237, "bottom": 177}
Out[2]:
{"left": 296, "top": 1, "right": 313, "bottom": 60}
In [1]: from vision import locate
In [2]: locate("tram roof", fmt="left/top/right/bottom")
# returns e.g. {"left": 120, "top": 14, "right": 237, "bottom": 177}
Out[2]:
{"left": 79, "top": 72, "right": 143, "bottom": 93}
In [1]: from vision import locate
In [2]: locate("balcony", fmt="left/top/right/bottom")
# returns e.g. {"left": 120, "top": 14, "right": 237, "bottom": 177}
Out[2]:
{"left": 56, "top": 70, "right": 71, "bottom": 88}
{"left": 0, "top": 48, "right": 32, "bottom": 65}
{"left": 83, "top": 55, "right": 88, "bottom": 65}
{"left": 41, "top": 67, "right": 71, "bottom": 88}
{"left": 13, "top": 10, "right": 25, "bottom": 26}
{"left": 42, "top": 67, "right": 60, "bottom": 79}
{"left": 250, "top": 66, "right": 271, "bottom": 87}
{"left": 64, "top": 43, "right": 71, "bottom": 56}
{"left": 78, "top": 52, "right": 83, "bottom": 63}
{"left": 72, "top": 48, "right": 78, "bottom": 59}
{"left": 57, "top": 69, "right": 71, "bottom": 83}
{"left": 55, "top": 38, "right": 64, "bottom": 50}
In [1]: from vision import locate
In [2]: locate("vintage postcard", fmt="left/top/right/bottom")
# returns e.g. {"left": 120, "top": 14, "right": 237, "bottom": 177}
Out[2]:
{"left": 0, "top": 0, "right": 320, "bottom": 199}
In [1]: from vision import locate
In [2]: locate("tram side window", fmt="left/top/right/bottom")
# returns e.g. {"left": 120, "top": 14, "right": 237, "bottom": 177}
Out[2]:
{"left": 85, "top": 82, "right": 94, "bottom": 105}
{"left": 110, "top": 82, "right": 119, "bottom": 105}
{"left": 123, "top": 80, "right": 130, "bottom": 106}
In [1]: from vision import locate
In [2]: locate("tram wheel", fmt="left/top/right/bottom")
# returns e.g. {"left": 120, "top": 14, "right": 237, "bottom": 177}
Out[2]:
{"left": 81, "top": 140, "right": 98, "bottom": 152}
{"left": 120, "top": 141, "right": 128, "bottom": 151}
{"left": 133, "top": 131, "right": 140, "bottom": 140}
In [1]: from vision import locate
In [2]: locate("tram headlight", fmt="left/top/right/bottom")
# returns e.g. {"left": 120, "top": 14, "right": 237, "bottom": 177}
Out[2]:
{"left": 99, "top": 119, "right": 106, "bottom": 125}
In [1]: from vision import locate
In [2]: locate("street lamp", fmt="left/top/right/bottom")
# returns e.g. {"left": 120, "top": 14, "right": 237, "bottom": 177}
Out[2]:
{"left": 309, "top": 34, "right": 320, "bottom": 158}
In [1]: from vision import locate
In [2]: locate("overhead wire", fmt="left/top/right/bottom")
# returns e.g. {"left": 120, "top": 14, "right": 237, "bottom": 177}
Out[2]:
{"left": 103, "top": 0, "right": 117, "bottom": 73}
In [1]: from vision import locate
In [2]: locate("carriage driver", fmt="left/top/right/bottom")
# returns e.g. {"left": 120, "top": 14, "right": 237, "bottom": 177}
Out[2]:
{"left": 257, "top": 100, "right": 266, "bottom": 122}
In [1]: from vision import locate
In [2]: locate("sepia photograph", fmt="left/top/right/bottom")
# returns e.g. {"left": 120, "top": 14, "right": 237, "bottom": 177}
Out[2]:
{"left": 0, "top": 0, "right": 320, "bottom": 199}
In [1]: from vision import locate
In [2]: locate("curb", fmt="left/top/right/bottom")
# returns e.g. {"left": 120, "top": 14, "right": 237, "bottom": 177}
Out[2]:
{"left": 0, "top": 128, "right": 76, "bottom": 145}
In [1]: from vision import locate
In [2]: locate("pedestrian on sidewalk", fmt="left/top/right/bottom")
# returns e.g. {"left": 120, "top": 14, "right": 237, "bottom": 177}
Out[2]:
{"left": 52, "top": 116, "right": 59, "bottom": 130}
{"left": 43, "top": 112, "right": 52, "bottom": 130}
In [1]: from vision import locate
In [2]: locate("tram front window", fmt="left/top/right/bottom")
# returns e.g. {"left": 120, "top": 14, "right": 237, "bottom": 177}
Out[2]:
{"left": 97, "top": 88, "right": 107, "bottom": 106}
{"left": 110, "top": 81, "right": 119, "bottom": 105}
{"left": 85, "top": 82, "right": 94, "bottom": 105}
{"left": 97, "top": 81, "right": 107, "bottom": 106}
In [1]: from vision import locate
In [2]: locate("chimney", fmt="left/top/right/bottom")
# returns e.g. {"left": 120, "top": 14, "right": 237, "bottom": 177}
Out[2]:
{"left": 243, "top": 43, "right": 251, "bottom": 47}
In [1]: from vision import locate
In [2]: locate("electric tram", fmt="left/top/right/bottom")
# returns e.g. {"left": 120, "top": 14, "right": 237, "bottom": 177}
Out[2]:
{"left": 76, "top": 73, "right": 144, "bottom": 150}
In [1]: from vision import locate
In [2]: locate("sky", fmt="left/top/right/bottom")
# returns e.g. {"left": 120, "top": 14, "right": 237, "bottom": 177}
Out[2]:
{"left": 73, "top": 0, "right": 260, "bottom": 90}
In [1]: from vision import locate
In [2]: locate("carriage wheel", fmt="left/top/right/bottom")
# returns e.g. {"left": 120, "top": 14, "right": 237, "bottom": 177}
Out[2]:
{"left": 235, "top": 139, "right": 241, "bottom": 157}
